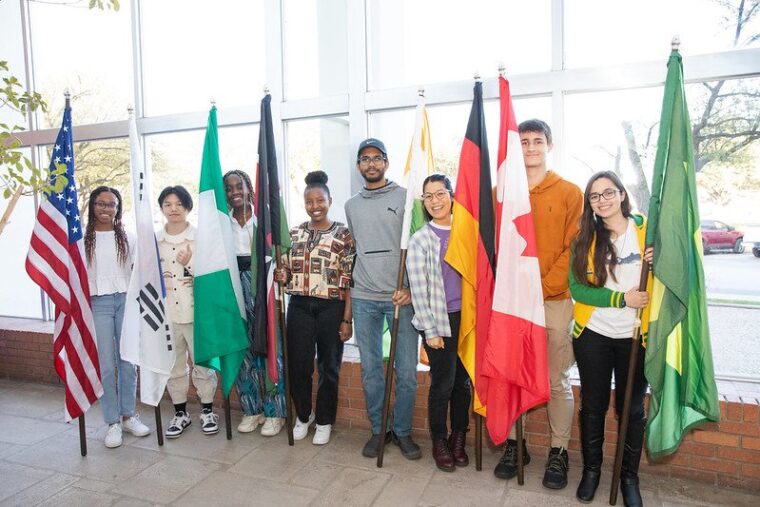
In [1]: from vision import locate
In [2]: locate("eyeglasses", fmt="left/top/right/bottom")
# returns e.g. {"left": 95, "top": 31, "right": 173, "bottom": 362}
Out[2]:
{"left": 94, "top": 201, "right": 118, "bottom": 210}
{"left": 588, "top": 189, "right": 620, "bottom": 204}
{"left": 358, "top": 155, "right": 387, "bottom": 166}
{"left": 422, "top": 190, "right": 450, "bottom": 203}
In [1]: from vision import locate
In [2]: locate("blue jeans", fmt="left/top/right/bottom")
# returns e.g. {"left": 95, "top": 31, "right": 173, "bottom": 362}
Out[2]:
{"left": 91, "top": 293, "right": 137, "bottom": 425}
{"left": 352, "top": 298, "right": 418, "bottom": 436}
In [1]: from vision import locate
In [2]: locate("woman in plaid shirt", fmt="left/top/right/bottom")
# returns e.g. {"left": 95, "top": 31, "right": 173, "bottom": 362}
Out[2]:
{"left": 407, "top": 174, "right": 471, "bottom": 472}
{"left": 274, "top": 171, "right": 355, "bottom": 446}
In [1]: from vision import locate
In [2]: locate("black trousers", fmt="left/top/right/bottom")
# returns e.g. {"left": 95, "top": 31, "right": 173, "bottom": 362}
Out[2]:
{"left": 422, "top": 311, "right": 472, "bottom": 440}
{"left": 286, "top": 295, "right": 345, "bottom": 426}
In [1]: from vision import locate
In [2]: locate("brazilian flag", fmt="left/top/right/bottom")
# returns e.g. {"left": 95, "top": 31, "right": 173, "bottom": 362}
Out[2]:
{"left": 644, "top": 48, "right": 720, "bottom": 458}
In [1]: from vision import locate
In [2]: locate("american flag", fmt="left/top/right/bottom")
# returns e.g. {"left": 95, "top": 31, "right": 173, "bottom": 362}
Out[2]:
{"left": 25, "top": 106, "right": 103, "bottom": 421}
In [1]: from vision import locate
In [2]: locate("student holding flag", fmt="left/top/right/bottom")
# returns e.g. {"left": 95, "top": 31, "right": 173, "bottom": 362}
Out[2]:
{"left": 407, "top": 174, "right": 471, "bottom": 472}
{"left": 569, "top": 171, "right": 652, "bottom": 506}
{"left": 224, "top": 169, "right": 288, "bottom": 436}
{"left": 345, "top": 138, "right": 421, "bottom": 460}
{"left": 274, "top": 171, "right": 356, "bottom": 445}
{"left": 84, "top": 186, "right": 150, "bottom": 448}
{"left": 157, "top": 186, "right": 219, "bottom": 438}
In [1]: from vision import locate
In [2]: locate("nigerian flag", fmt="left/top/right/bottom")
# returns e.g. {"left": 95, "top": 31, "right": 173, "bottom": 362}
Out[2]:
{"left": 644, "top": 48, "right": 720, "bottom": 459}
{"left": 193, "top": 106, "right": 249, "bottom": 395}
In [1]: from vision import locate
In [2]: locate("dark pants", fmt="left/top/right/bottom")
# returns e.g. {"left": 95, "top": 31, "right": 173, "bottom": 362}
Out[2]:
{"left": 286, "top": 295, "right": 345, "bottom": 426}
{"left": 423, "top": 311, "right": 472, "bottom": 440}
{"left": 573, "top": 327, "right": 647, "bottom": 476}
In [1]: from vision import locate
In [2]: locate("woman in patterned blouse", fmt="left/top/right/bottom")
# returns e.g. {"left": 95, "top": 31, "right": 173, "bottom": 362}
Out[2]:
{"left": 274, "top": 170, "right": 356, "bottom": 445}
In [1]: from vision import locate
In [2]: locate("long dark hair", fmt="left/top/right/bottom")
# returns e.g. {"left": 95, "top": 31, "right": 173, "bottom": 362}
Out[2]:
{"left": 421, "top": 173, "right": 454, "bottom": 221}
{"left": 84, "top": 186, "right": 129, "bottom": 266}
{"left": 571, "top": 171, "right": 632, "bottom": 287}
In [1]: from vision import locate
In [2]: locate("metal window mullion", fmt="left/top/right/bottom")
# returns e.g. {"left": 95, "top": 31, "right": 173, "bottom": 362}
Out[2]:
{"left": 347, "top": 0, "right": 369, "bottom": 194}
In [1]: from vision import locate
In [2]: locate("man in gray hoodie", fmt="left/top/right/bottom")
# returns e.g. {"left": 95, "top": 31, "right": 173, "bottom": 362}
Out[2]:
{"left": 345, "top": 138, "right": 421, "bottom": 460}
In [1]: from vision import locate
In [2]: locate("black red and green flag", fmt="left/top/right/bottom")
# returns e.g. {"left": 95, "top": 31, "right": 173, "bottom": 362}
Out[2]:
{"left": 252, "top": 94, "right": 291, "bottom": 384}
{"left": 645, "top": 48, "right": 720, "bottom": 458}
{"left": 444, "top": 81, "right": 495, "bottom": 416}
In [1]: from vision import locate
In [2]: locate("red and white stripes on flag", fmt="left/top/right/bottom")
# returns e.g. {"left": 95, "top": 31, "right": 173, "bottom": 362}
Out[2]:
{"left": 483, "top": 76, "right": 550, "bottom": 445}
{"left": 25, "top": 106, "right": 103, "bottom": 421}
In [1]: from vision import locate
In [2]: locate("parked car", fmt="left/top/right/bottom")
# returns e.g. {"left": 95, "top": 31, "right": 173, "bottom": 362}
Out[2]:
{"left": 700, "top": 219, "right": 744, "bottom": 253}
{"left": 753, "top": 242, "right": 760, "bottom": 258}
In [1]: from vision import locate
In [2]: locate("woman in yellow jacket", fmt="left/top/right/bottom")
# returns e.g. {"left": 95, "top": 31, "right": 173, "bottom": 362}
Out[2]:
{"left": 569, "top": 171, "right": 652, "bottom": 507}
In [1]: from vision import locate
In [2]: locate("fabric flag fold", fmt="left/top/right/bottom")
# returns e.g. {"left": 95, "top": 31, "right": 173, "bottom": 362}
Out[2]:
{"left": 120, "top": 113, "right": 174, "bottom": 406}
{"left": 484, "top": 75, "right": 550, "bottom": 445}
{"left": 25, "top": 105, "right": 104, "bottom": 421}
{"left": 444, "top": 81, "right": 495, "bottom": 416}
{"left": 400, "top": 95, "right": 435, "bottom": 248}
{"left": 252, "top": 94, "right": 291, "bottom": 384}
{"left": 194, "top": 106, "right": 249, "bottom": 395}
{"left": 644, "top": 49, "right": 720, "bottom": 458}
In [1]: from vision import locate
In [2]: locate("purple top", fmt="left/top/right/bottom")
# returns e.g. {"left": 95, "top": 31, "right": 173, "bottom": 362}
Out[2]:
{"left": 428, "top": 223, "right": 462, "bottom": 313}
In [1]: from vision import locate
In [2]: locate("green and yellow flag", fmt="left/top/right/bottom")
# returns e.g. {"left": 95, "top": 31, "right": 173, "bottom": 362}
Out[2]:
{"left": 645, "top": 48, "right": 720, "bottom": 459}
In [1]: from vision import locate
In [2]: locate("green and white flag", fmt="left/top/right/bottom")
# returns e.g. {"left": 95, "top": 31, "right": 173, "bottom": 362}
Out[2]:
{"left": 645, "top": 48, "right": 720, "bottom": 458}
{"left": 193, "top": 106, "right": 248, "bottom": 395}
{"left": 400, "top": 95, "right": 435, "bottom": 249}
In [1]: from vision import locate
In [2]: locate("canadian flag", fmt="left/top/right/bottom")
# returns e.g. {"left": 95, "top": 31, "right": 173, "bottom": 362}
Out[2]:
{"left": 483, "top": 75, "right": 550, "bottom": 445}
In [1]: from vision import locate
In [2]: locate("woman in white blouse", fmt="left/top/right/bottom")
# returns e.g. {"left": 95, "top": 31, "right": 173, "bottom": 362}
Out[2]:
{"left": 84, "top": 186, "right": 150, "bottom": 448}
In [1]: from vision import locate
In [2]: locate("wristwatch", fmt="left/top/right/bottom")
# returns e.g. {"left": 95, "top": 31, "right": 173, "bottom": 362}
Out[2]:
{"left": 620, "top": 296, "right": 627, "bottom": 308}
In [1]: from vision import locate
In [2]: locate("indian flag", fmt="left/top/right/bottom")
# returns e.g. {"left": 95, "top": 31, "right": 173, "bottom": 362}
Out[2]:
{"left": 400, "top": 95, "right": 435, "bottom": 248}
{"left": 644, "top": 48, "right": 720, "bottom": 458}
{"left": 193, "top": 106, "right": 249, "bottom": 395}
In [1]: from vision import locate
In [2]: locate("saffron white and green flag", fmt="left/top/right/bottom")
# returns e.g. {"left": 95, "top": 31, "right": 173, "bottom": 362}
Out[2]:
{"left": 400, "top": 95, "right": 435, "bottom": 249}
{"left": 645, "top": 48, "right": 719, "bottom": 458}
{"left": 193, "top": 106, "right": 249, "bottom": 395}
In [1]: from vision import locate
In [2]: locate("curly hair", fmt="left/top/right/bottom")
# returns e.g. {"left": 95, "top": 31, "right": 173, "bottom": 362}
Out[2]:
{"left": 84, "top": 186, "right": 129, "bottom": 266}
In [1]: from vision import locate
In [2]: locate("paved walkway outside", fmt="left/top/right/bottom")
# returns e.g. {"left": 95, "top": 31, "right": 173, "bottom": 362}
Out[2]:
{"left": 0, "top": 379, "right": 758, "bottom": 507}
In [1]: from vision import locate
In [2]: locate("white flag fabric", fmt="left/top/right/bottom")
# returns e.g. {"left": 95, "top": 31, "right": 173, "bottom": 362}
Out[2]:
{"left": 400, "top": 96, "right": 435, "bottom": 250}
{"left": 121, "top": 113, "right": 174, "bottom": 406}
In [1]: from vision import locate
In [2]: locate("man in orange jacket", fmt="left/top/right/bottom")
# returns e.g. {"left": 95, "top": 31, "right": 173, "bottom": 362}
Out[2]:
{"left": 494, "top": 119, "right": 583, "bottom": 490}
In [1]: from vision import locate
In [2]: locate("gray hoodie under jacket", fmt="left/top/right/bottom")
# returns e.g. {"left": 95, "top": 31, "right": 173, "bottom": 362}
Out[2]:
{"left": 344, "top": 181, "right": 407, "bottom": 301}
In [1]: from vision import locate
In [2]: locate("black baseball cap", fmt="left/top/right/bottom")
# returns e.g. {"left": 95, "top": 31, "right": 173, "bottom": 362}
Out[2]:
{"left": 357, "top": 138, "right": 387, "bottom": 158}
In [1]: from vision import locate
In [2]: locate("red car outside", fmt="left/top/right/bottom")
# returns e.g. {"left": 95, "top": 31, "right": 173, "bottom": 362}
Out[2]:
{"left": 700, "top": 219, "right": 744, "bottom": 254}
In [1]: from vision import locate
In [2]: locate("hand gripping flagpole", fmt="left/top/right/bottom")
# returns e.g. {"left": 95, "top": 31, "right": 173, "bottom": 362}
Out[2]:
{"left": 211, "top": 98, "right": 234, "bottom": 441}
{"left": 264, "top": 85, "right": 295, "bottom": 447}
{"left": 377, "top": 87, "right": 428, "bottom": 467}
{"left": 65, "top": 89, "right": 88, "bottom": 458}
{"left": 609, "top": 36, "right": 678, "bottom": 504}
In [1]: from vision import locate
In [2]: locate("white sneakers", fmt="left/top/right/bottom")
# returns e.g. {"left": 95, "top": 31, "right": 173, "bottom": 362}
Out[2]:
{"left": 104, "top": 414, "right": 150, "bottom": 448}
{"left": 122, "top": 414, "right": 151, "bottom": 437}
{"left": 237, "top": 414, "right": 266, "bottom": 433}
{"left": 260, "top": 417, "right": 284, "bottom": 436}
{"left": 293, "top": 413, "right": 316, "bottom": 441}
{"left": 104, "top": 423, "right": 123, "bottom": 448}
{"left": 312, "top": 424, "right": 332, "bottom": 445}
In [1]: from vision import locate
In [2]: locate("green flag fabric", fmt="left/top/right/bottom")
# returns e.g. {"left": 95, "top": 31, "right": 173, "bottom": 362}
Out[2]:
{"left": 644, "top": 49, "right": 720, "bottom": 459}
{"left": 193, "top": 106, "right": 249, "bottom": 395}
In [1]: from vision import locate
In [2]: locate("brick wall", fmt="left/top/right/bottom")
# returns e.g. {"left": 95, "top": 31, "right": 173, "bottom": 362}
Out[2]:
{"left": 2, "top": 326, "right": 759, "bottom": 492}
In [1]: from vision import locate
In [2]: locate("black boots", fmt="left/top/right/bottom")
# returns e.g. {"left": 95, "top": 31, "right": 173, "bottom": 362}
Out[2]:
{"left": 576, "top": 410, "right": 604, "bottom": 503}
{"left": 493, "top": 438, "right": 530, "bottom": 479}
{"left": 620, "top": 417, "right": 646, "bottom": 507}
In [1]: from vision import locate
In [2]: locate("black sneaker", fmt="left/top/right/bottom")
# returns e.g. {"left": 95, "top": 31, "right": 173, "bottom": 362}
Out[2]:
{"left": 200, "top": 408, "right": 219, "bottom": 435}
{"left": 361, "top": 432, "right": 392, "bottom": 458}
{"left": 392, "top": 432, "right": 422, "bottom": 460}
{"left": 494, "top": 439, "right": 530, "bottom": 479}
{"left": 165, "top": 411, "right": 191, "bottom": 439}
{"left": 542, "top": 447, "right": 569, "bottom": 489}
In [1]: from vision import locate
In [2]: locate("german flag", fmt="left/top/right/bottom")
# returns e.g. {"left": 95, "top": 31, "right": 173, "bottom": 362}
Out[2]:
{"left": 445, "top": 81, "right": 495, "bottom": 416}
